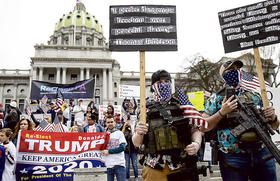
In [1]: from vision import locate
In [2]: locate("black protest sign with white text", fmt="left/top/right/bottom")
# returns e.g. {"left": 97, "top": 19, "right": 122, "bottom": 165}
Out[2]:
{"left": 109, "top": 5, "right": 177, "bottom": 51}
{"left": 218, "top": 0, "right": 280, "bottom": 53}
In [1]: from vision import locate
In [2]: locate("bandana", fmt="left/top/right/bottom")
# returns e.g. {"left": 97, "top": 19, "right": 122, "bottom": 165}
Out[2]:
{"left": 152, "top": 82, "right": 172, "bottom": 102}
{"left": 222, "top": 70, "right": 240, "bottom": 87}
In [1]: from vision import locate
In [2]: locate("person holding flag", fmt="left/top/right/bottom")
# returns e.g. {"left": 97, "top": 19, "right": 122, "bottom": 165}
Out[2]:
{"left": 201, "top": 60, "right": 279, "bottom": 181}
{"left": 132, "top": 70, "right": 206, "bottom": 181}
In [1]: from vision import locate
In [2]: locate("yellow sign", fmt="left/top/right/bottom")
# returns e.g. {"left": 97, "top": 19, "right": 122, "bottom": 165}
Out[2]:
{"left": 187, "top": 91, "right": 204, "bottom": 111}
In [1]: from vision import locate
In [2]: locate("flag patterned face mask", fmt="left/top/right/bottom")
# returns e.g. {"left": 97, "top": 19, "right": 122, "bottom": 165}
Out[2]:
{"left": 152, "top": 82, "right": 172, "bottom": 102}
{"left": 222, "top": 70, "right": 240, "bottom": 87}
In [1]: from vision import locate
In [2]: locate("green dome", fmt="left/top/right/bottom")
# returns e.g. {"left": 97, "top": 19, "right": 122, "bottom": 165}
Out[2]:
{"left": 55, "top": 3, "right": 103, "bottom": 33}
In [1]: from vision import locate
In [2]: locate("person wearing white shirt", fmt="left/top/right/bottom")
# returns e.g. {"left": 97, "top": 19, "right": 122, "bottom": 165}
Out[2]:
{"left": 72, "top": 100, "right": 86, "bottom": 126}
{"left": 101, "top": 115, "right": 127, "bottom": 181}
{"left": 0, "top": 128, "right": 16, "bottom": 181}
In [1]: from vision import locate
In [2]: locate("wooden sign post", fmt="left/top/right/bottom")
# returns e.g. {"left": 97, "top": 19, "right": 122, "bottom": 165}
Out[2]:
{"left": 139, "top": 51, "right": 146, "bottom": 124}
{"left": 253, "top": 47, "right": 269, "bottom": 107}
{"left": 109, "top": 5, "right": 177, "bottom": 124}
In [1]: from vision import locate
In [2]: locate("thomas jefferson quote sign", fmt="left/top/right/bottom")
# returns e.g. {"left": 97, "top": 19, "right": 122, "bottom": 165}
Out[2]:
{"left": 109, "top": 5, "right": 177, "bottom": 51}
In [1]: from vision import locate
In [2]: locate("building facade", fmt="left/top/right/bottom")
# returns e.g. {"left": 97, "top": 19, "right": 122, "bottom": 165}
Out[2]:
{"left": 0, "top": 2, "right": 182, "bottom": 111}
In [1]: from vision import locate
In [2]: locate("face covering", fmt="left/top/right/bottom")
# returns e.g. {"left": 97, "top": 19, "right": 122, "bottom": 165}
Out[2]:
{"left": 222, "top": 70, "right": 240, "bottom": 87}
{"left": 152, "top": 82, "right": 172, "bottom": 102}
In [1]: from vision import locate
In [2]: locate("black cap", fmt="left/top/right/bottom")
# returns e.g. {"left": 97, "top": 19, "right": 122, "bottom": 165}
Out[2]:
{"left": 151, "top": 69, "right": 171, "bottom": 85}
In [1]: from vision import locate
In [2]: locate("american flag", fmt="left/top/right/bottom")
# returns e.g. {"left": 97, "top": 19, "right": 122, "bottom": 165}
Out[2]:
{"left": 151, "top": 82, "right": 171, "bottom": 102}
{"left": 41, "top": 95, "right": 48, "bottom": 105}
{"left": 52, "top": 115, "right": 66, "bottom": 132}
{"left": 33, "top": 119, "right": 54, "bottom": 132}
{"left": 40, "top": 95, "right": 49, "bottom": 114}
{"left": 24, "top": 99, "right": 32, "bottom": 116}
{"left": 177, "top": 88, "right": 208, "bottom": 128}
{"left": 53, "top": 90, "right": 64, "bottom": 113}
{"left": 240, "top": 70, "right": 270, "bottom": 92}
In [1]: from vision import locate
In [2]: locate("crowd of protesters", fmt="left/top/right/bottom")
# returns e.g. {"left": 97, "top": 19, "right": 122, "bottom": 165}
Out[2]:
{"left": 0, "top": 97, "right": 140, "bottom": 181}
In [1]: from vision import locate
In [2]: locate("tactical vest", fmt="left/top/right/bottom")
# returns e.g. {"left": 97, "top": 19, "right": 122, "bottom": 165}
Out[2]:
{"left": 143, "top": 97, "right": 192, "bottom": 156}
{"left": 217, "top": 91, "right": 262, "bottom": 142}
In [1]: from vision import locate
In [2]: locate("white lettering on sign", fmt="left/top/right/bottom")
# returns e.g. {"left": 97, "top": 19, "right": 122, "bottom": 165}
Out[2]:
{"left": 24, "top": 139, "right": 105, "bottom": 152}
{"left": 227, "top": 33, "right": 246, "bottom": 41}
{"left": 255, "top": 36, "right": 278, "bottom": 45}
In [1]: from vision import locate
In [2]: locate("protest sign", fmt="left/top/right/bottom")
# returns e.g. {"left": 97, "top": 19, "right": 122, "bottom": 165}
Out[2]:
{"left": 266, "top": 87, "right": 280, "bottom": 142}
{"left": 218, "top": 0, "right": 280, "bottom": 53}
{"left": 98, "top": 105, "right": 122, "bottom": 121}
{"left": 0, "top": 145, "right": 5, "bottom": 179}
{"left": 119, "top": 84, "right": 140, "bottom": 98}
{"left": 33, "top": 114, "right": 52, "bottom": 123}
{"left": 203, "top": 142, "right": 212, "bottom": 161}
{"left": 109, "top": 5, "right": 177, "bottom": 51}
{"left": 187, "top": 91, "right": 204, "bottom": 111}
{"left": 16, "top": 130, "right": 109, "bottom": 181}
{"left": 30, "top": 79, "right": 94, "bottom": 100}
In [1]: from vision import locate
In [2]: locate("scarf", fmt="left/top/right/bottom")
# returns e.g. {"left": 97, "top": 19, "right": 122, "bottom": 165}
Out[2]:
{"left": 222, "top": 70, "right": 240, "bottom": 88}
{"left": 152, "top": 82, "right": 172, "bottom": 102}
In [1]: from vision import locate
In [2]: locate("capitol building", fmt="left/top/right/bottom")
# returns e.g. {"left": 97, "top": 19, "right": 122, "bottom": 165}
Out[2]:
{"left": 0, "top": 1, "right": 183, "bottom": 111}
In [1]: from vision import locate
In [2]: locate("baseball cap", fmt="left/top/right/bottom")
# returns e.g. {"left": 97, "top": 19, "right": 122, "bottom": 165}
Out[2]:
{"left": 151, "top": 69, "right": 171, "bottom": 85}
{"left": 219, "top": 59, "right": 243, "bottom": 77}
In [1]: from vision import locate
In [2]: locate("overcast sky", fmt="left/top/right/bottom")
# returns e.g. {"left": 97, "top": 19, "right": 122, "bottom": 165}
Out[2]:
{"left": 0, "top": 0, "right": 267, "bottom": 72}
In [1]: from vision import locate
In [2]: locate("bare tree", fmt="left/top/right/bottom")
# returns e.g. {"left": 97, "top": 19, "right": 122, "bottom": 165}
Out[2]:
{"left": 177, "top": 54, "right": 224, "bottom": 94}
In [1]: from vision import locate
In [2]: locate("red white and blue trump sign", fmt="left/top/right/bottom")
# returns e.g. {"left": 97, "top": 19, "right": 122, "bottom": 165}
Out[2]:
{"left": 16, "top": 130, "right": 109, "bottom": 181}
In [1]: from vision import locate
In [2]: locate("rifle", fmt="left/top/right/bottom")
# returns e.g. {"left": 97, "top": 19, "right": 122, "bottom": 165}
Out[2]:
{"left": 230, "top": 94, "right": 280, "bottom": 164}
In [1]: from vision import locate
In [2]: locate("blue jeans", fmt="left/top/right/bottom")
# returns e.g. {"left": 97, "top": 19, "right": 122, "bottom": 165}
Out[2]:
{"left": 219, "top": 147, "right": 277, "bottom": 181}
{"left": 107, "top": 165, "right": 126, "bottom": 181}
{"left": 125, "top": 153, "right": 138, "bottom": 179}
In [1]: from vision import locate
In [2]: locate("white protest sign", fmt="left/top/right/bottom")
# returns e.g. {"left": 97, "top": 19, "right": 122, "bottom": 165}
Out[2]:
{"left": 266, "top": 87, "right": 280, "bottom": 142}
{"left": 119, "top": 85, "right": 140, "bottom": 99}
{"left": 124, "top": 115, "right": 137, "bottom": 133}
{"left": 33, "top": 114, "right": 52, "bottom": 122}
{"left": 203, "top": 142, "right": 212, "bottom": 161}
{"left": 99, "top": 105, "right": 122, "bottom": 121}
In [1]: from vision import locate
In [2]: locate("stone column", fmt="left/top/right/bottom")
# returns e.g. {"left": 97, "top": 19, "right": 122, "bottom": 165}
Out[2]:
{"left": 103, "top": 69, "right": 107, "bottom": 100}
{"left": 13, "top": 84, "right": 18, "bottom": 100}
{"left": 56, "top": 67, "right": 61, "bottom": 84}
{"left": 62, "top": 67, "right": 67, "bottom": 84}
{"left": 108, "top": 69, "right": 113, "bottom": 100}
{"left": 0, "top": 84, "right": 3, "bottom": 103}
{"left": 33, "top": 67, "right": 37, "bottom": 80}
{"left": 80, "top": 68, "right": 84, "bottom": 80}
{"left": 39, "top": 67, "right": 43, "bottom": 81}
{"left": 82, "top": 33, "right": 86, "bottom": 46}
{"left": 86, "top": 68, "right": 90, "bottom": 80}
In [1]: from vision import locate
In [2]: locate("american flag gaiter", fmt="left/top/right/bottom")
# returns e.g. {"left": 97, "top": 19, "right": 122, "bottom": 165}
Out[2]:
{"left": 152, "top": 82, "right": 172, "bottom": 102}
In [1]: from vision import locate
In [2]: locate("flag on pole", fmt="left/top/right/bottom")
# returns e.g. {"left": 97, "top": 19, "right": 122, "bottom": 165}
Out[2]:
{"left": 24, "top": 99, "right": 32, "bottom": 116}
{"left": 33, "top": 119, "right": 54, "bottom": 132}
{"left": 53, "top": 90, "right": 64, "bottom": 113}
{"left": 40, "top": 95, "right": 49, "bottom": 114}
{"left": 52, "top": 115, "right": 65, "bottom": 132}
{"left": 177, "top": 88, "right": 208, "bottom": 128}
{"left": 41, "top": 95, "right": 48, "bottom": 105}
{"left": 240, "top": 70, "right": 270, "bottom": 92}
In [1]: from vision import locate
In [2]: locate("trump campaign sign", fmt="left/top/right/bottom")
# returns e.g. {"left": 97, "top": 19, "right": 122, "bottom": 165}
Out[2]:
{"left": 16, "top": 130, "right": 109, "bottom": 181}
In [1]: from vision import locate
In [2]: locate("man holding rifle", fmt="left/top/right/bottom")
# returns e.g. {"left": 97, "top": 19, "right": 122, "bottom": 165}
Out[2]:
{"left": 201, "top": 60, "right": 279, "bottom": 181}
